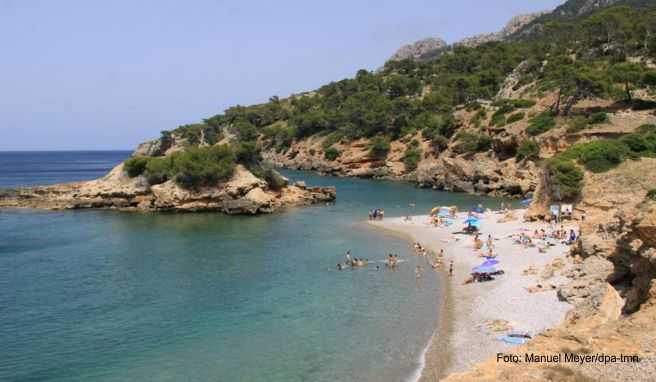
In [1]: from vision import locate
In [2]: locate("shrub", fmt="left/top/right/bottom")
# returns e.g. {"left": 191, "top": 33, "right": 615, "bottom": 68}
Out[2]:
{"left": 144, "top": 156, "right": 174, "bottom": 185}
{"left": 124, "top": 156, "right": 149, "bottom": 177}
{"left": 637, "top": 124, "right": 656, "bottom": 135}
{"left": 262, "top": 123, "right": 295, "bottom": 152}
{"left": 490, "top": 113, "right": 506, "bottom": 126}
{"left": 566, "top": 115, "right": 589, "bottom": 134}
{"left": 234, "top": 141, "right": 260, "bottom": 165}
{"left": 506, "top": 112, "right": 525, "bottom": 124}
{"left": 404, "top": 147, "right": 422, "bottom": 171}
{"left": 647, "top": 189, "right": 656, "bottom": 201}
{"left": 324, "top": 147, "right": 341, "bottom": 161}
{"left": 454, "top": 132, "right": 492, "bottom": 154}
{"left": 526, "top": 111, "right": 556, "bottom": 136}
{"left": 621, "top": 134, "right": 650, "bottom": 153}
{"left": 588, "top": 112, "right": 608, "bottom": 125}
{"left": 561, "top": 140, "right": 633, "bottom": 173}
{"left": 516, "top": 140, "right": 540, "bottom": 161}
{"left": 369, "top": 136, "right": 391, "bottom": 159}
{"left": 172, "top": 145, "right": 236, "bottom": 190}
{"left": 263, "top": 168, "right": 287, "bottom": 190}
{"left": 430, "top": 133, "right": 449, "bottom": 152}
{"left": 509, "top": 99, "right": 536, "bottom": 108}
{"left": 548, "top": 159, "right": 584, "bottom": 200}
{"left": 471, "top": 109, "right": 487, "bottom": 128}
{"left": 321, "top": 131, "right": 343, "bottom": 150}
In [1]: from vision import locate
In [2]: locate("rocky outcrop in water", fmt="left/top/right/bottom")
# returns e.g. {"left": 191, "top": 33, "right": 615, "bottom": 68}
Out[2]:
{"left": 0, "top": 163, "right": 335, "bottom": 214}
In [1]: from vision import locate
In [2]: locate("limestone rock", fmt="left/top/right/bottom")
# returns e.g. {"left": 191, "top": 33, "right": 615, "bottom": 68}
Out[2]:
{"left": 389, "top": 37, "right": 447, "bottom": 61}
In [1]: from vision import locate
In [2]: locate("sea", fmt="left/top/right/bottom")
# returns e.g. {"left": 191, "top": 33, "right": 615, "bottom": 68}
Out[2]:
{"left": 0, "top": 151, "right": 511, "bottom": 382}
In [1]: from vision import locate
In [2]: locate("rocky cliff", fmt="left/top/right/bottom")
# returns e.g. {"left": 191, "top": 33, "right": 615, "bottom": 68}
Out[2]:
{"left": 390, "top": 37, "right": 448, "bottom": 61}
{"left": 389, "top": 12, "right": 543, "bottom": 62}
{"left": 263, "top": 134, "right": 538, "bottom": 199}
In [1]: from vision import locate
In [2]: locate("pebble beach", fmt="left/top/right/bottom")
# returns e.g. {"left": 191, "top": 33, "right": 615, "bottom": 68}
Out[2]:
{"left": 369, "top": 209, "right": 576, "bottom": 381}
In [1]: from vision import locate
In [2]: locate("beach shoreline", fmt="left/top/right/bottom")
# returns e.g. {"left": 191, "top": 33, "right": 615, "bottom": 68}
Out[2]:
{"left": 367, "top": 209, "right": 575, "bottom": 381}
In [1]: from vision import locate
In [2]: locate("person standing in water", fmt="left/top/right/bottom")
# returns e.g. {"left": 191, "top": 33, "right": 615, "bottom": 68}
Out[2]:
{"left": 449, "top": 261, "right": 454, "bottom": 277}
{"left": 345, "top": 251, "right": 353, "bottom": 266}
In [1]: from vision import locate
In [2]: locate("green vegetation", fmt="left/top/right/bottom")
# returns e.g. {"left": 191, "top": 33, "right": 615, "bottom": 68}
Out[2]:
{"left": 163, "top": 5, "right": 656, "bottom": 157}
{"left": 506, "top": 112, "right": 525, "bottom": 124}
{"left": 369, "top": 136, "right": 391, "bottom": 159}
{"left": 403, "top": 145, "right": 422, "bottom": 171}
{"left": 566, "top": 115, "right": 589, "bottom": 134}
{"left": 588, "top": 112, "right": 608, "bottom": 125}
{"left": 647, "top": 189, "right": 656, "bottom": 201}
{"left": 126, "top": 145, "right": 237, "bottom": 190}
{"left": 516, "top": 140, "right": 540, "bottom": 161}
{"left": 321, "top": 131, "right": 343, "bottom": 150}
{"left": 133, "top": 3, "right": 656, "bottom": 195}
{"left": 262, "top": 122, "right": 295, "bottom": 152}
{"left": 610, "top": 63, "right": 644, "bottom": 102}
{"left": 526, "top": 111, "right": 557, "bottom": 136}
{"left": 555, "top": 125, "right": 656, "bottom": 173}
{"left": 262, "top": 168, "right": 287, "bottom": 190}
{"left": 488, "top": 100, "right": 534, "bottom": 127}
{"left": 324, "top": 147, "right": 341, "bottom": 161}
{"left": 124, "top": 157, "right": 149, "bottom": 178}
{"left": 454, "top": 132, "right": 492, "bottom": 154}
{"left": 429, "top": 133, "right": 449, "bottom": 152}
{"left": 560, "top": 140, "right": 633, "bottom": 172}
{"left": 547, "top": 158, "right": 584, "bottom": 200}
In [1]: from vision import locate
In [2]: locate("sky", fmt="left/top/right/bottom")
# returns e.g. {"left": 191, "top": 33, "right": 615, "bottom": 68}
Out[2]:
{"left": 0, "top": 0, "right": 564, "bottom": 151}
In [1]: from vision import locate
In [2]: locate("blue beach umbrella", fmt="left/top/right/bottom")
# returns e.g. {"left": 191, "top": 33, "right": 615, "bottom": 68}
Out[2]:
{"left": 472, "top": 265, "right": 497, "bottom": 274}
{"left": 463, "top": 217, "right": 479, "bottom": 225}
{"left": 520, "top": 198, "right": 532, "bottom": 206}
{"left": 481, "top": 259, "right": 499, "bottom": 267}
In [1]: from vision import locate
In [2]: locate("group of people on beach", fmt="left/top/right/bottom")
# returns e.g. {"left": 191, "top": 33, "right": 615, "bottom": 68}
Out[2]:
{"left": 413, "top": 242, "right": 453, "bottom": 276}
{"left": 513, "top": 226, "right": 577, "bottom": 250}
{"left": 368, "top": 208, "right": 385, "bottom": 221}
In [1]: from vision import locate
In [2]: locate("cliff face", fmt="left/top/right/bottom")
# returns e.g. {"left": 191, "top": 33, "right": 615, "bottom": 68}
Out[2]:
{"left": 263, "top": 136, "right": 538, "bottom": 199}
{"left": 0, "top": 163, "right": 335, "bottom": 214}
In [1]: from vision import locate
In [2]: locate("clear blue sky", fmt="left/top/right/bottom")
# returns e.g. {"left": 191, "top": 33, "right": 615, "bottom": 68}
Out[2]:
{"left": 0, "top": 0, "right": 564, "bottom": 151}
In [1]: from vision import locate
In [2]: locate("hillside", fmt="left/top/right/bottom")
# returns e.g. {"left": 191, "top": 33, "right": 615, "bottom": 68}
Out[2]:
{"left": 130, "top": 2, "right": 655, "bottom": 204}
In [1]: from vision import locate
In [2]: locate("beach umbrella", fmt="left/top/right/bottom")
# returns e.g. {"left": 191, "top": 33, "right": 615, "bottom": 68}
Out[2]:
{"left": 480, "top": 259, "right": 499, "bottom": 267}
{"left": 463, "top": 217, "right": 479, "bottom": 225}
{"left": 520, "top": 198, "right": 532, "bottom": 206}
{"left": 471, "top": 207, "right": 484, "bottom": 213}
{"left": 431, "top": 207, "right": 439, "bottom": 214}
{"left": 472, "top": 265, "right": 497, "bottom": 274}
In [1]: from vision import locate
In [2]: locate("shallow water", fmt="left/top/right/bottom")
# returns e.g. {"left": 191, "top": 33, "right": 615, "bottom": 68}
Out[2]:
{"left": 0, "top": 152, "right": 511, "bottom": 382}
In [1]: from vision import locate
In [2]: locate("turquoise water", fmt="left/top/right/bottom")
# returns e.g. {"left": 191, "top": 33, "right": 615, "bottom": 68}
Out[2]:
{"left": 0, "top": 152, "right": 510, "bottom": 382}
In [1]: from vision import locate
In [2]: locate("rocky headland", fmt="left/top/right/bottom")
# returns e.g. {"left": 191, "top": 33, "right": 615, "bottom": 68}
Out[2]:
{"left": 0, "top": 162, "right": 335, "bottom": 214}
